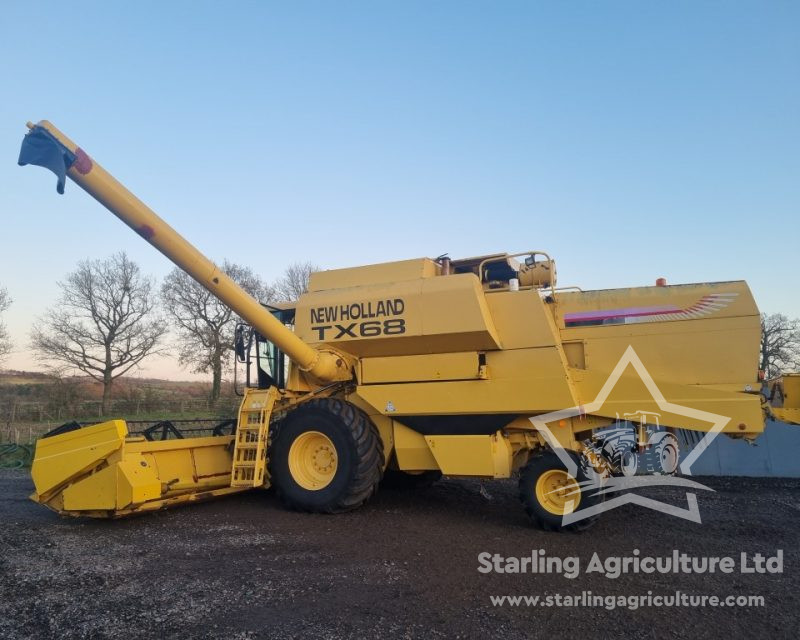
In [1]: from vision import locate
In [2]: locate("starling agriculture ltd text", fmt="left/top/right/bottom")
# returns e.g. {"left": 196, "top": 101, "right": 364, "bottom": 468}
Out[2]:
{"left": 477, "top": 550, "right": 784, "bottom": 580}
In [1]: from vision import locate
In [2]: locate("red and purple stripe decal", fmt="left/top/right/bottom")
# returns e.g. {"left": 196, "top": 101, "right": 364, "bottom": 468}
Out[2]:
{"left": 564, "top": 293, "right": 738, "bottom": 327}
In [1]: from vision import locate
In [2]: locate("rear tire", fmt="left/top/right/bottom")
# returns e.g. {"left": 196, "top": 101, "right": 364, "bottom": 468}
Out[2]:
{"left": 269, "top": 398, "right": 384, "bottom": 513}
{"left": 518, "top": 450, "right": 602, "bottom": 532}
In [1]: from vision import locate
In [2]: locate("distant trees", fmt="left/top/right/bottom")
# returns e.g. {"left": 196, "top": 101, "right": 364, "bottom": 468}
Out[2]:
{"left": 0, "top": 286, "right": 11, "bottom": 363}
{"left": 274, "top": 262, "right": 318, "bottom": 302}
{"left": 161, "top": 261, "right": 274, "bottom": 406}
{"left": 23, "top": 256, "right": 319, "bottom": 409}
{"left": 30, "top": 253, "right": 167, "bottom": 415}
{"left": 760, "top": 313, "right": 800, "bottom": 378}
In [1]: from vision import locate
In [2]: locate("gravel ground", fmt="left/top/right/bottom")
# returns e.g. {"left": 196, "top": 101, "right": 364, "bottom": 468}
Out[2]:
{"left": 1, "top": 469, "right": 798, "bottom": 639}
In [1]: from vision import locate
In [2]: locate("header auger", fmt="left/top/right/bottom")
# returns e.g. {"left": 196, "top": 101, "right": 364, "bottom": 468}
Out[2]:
{"left": 18, "top": 120, "right": 786, "bottom": 531}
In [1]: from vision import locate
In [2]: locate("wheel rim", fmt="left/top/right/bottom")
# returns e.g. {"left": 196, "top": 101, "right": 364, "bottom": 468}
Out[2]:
{"left": 535, "top": 469, "right": 581, "bottom": 515}
{"left": 288, "top": 431, "right": 338, "bottom": 490}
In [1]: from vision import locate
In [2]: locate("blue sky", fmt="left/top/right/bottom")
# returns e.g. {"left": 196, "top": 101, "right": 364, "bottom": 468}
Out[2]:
{"left": 0, "top": 1, "right": 798, "bottom": 379}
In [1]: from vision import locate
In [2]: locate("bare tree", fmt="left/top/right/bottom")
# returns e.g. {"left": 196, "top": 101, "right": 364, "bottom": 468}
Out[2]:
{"left": 760, "top": 313, "right": 800, "bottom": 378}
{"left": 274, "top": 262, "right": 319, "bottom": 302}
{"left": 0, "top": 286, "right": 11, "bottom": 364}
{"left": 30, "top": 253, "right": 167, "bottom": 415}
{"left": 161, "top": 261, "right": 275, "bottom": 405}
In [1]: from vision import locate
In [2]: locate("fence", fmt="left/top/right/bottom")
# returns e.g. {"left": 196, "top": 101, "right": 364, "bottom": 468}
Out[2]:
{"left": 0, "top": 396, "right": 240, "bottom": 427}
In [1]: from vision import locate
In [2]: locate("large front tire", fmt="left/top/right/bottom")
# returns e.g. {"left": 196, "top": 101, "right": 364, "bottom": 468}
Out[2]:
{"left": 269, "top": 398, "right": 384, "bottom": 513}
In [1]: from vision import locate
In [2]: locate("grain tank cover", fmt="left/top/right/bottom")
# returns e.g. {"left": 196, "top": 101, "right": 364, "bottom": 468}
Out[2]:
{"left": 308, "top": 258, "right": 441, "bottom": 291}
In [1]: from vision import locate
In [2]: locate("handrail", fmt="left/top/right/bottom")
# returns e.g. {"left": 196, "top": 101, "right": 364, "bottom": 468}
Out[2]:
{"left": 478, "top": 250, "right": 556, "bottom": 298}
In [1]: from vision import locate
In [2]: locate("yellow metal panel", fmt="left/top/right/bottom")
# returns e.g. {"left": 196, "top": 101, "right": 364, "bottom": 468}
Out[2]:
{"left": 126, "top": 434, "right": 234, "bottom": 454}
{"left": 772, "top": 408, "right": 800, "bottom": 425}
{"left": 485, "top": 289, "right": 559, "bottom": 349}
{"left": 555, "top": 281, "right": 758, "bottom": 324}
{"left": 565, "top": 317, "right": 759, "bottom": 386}
{"left": 491, "top": 434, "right": 514, "bottom": 477}
{"left": 424, "top": 433, "right": 512, "bottom": 477}
{"left": 60, "top": 454, "right": 161, "bottom": 512}
{"left": 486, "top": 347, "right": 571, "bottom": 385}
{"left": 571, "top": 367, "right": 765, "bottom": 435}
{"left": 116, "top": 457, "right": 162, "bottom": 508}
{"left": 361, "top": 352, "right": 480, "bottom": 384}
{"left": 393, "top": 422, "right": 438, "bottom": 470}
{"left": 62, "top": 465, "right": 117, "bottom": 511}
{"left": 420, "top": 274, "right": 501, "bottom": 348}
{"left": 562, "top": 341, "right": 586, "bottom": 369}
{"left": 356, "top": 377, "right": 573, "bottom": 416}
{"left": 556, "top": 281, "right": 760, "bottom": 388}
{"left": 309, "top": 258, "right": 440, "bottom": 291}
{"left": 193, "top": 444, "right": 236, "bottom": 480}
{"left": 145, "top": 449, "right": 196, "bottom": 485}
{"left": 355, "top": 348, "right": 577, "bottom": 415}
{"left": 31, "top": 420, "right": 127, "bottom": 499}
{"left": 781, "top": 375, "right": 800, "bottom": 410}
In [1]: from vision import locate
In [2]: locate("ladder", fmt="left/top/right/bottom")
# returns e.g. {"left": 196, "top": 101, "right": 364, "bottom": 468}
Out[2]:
{"left": 230, "top": 387, "right": 279, "bottom": 488}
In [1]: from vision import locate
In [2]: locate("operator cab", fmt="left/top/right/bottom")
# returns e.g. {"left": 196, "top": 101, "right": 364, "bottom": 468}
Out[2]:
{"left": 234, "top": 304, "right": 294, "bottom": 391}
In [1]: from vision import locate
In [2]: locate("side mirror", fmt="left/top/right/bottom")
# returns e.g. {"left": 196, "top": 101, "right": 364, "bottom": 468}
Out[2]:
{"left": 234, "top": 324, "right": 247, "bottom": 362}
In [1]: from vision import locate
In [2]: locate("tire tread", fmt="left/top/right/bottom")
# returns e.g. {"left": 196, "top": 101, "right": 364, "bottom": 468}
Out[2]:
{"left": 269, "top": 398, "right": 384, "bottom": 514}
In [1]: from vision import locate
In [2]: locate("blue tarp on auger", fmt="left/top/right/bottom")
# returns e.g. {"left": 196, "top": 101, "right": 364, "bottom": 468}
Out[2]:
{"left": 17, "top": 126, "right": 74, "bottom": 194}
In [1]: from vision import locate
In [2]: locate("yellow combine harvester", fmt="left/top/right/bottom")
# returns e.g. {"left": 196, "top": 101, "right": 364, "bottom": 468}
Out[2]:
{"left": 18, "top": 121, "right": 795, "bottom": 531}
